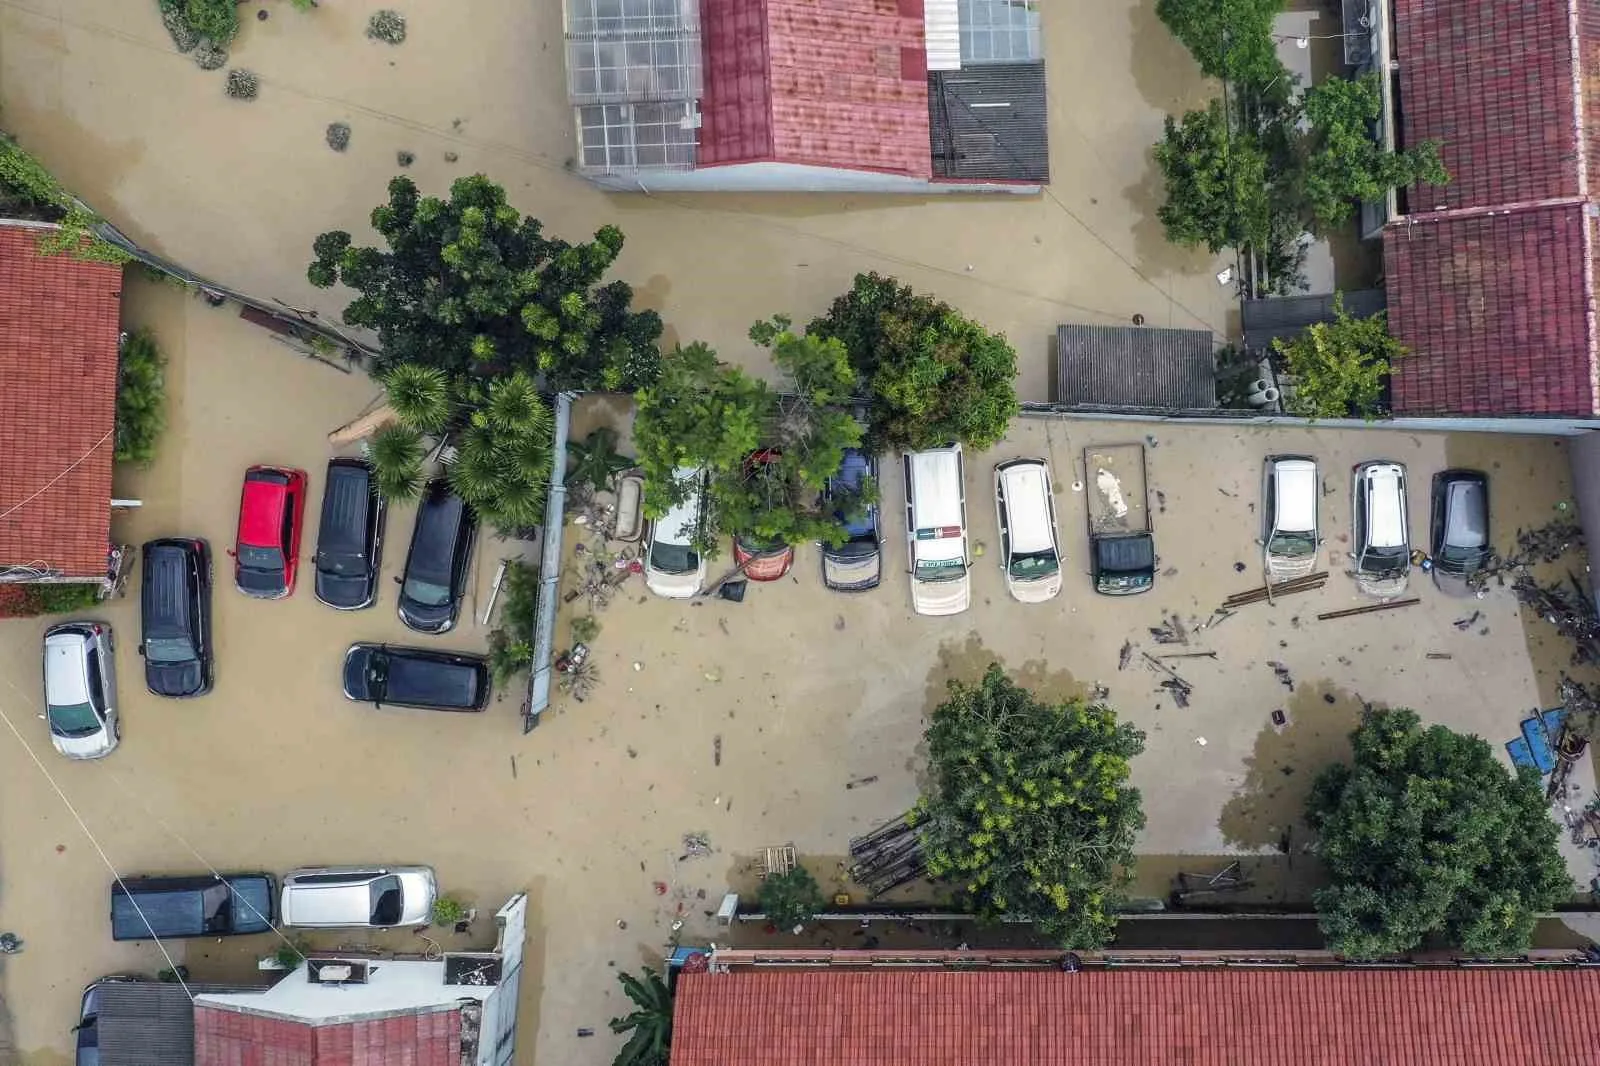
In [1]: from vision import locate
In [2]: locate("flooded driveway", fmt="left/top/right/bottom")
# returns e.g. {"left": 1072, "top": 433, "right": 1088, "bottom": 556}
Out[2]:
{"left": 0, "top": 0, "right": 1232, "bottom": 395}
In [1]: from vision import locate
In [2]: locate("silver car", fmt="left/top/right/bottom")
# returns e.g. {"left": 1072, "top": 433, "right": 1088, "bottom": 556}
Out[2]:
{"left": 1260, "top": 456, "right": 1321, "bottom": 582}
{"left": 42, "top": 622, "right": 118, "bottom": 760}
{"left": 279, "top": 865, "right": 437, "bottom": 928}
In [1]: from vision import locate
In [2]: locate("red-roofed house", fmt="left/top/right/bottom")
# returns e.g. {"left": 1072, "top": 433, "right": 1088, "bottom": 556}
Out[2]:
{"left": 671, "top": 952, "right": 1600, "bottom": 1065}
{"left": 0, "top": 221, "right": 122, "bottom": 583}
{"left": 563, "top": 0, "right": 1048, "bottom": 192}
{"left": 193, "top": 894, "right": 527, "bottom": 1066}
{"left": 1383, "top": 0, "right": 1600, "bottom": 419}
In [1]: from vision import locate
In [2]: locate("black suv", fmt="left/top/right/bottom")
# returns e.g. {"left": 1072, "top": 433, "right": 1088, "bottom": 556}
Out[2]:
{"left": 110, "top": 872, "right": 274, "bottom": 941}
{"left": 397, "top": 480, "right": 477, "bottom": 634}
{"left": 342, "top": 643, "right": 491, "bottom": 711}
{"left": 314, "top": 458, "right": 387, "bottom": 610}
{"left": 138, "top": 539, "right": 213, "bottom": 698}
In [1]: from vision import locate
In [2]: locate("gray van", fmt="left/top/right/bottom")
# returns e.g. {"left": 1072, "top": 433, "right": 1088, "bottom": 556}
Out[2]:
{"left": 314, "top": 458, "right": 387, "bottom": 610}
{"left": 110, "top": 873, "right": 275, "bottom": 941}
{"left": 138, "top": 539, "right": 213, "bottom": 698}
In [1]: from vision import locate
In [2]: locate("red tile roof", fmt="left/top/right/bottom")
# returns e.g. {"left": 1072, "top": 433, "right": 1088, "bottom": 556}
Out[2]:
{"left": 671, "top": 968, "right": 1600, "bottom": 1066}
{"left": 0, "top": 225, "right": 122, "bottom": 577}
{"left": 698, "top": 0, "right": 932, "bottom": 178}
{"left": 193, "top": 1004, "right": 462, "bottom": 1066}
{"left": 1385, "top": 0, "right": 1599, "bottom": 416}
{"left": 1386, "top": 203, "right": 1597, "bottom": 416}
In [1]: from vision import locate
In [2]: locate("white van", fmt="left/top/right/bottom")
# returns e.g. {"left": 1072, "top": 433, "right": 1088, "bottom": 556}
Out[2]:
{"left": 903, "top": 445, "right": 970, "bottom": 616}
{"left": 994, "top": 458, "right": 1062, "bottom": 603}
{"left": 1351, "top": 460, "right": 1409, "bottom": 598}
{"left": 645, "top": 467, "right": 708, "bottom": 599}
{"left": 1260, "top": 455, "right": 1320, "bottom": 582}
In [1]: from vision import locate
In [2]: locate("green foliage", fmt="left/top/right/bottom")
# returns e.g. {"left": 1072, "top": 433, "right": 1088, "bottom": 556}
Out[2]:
{"left": 913, "top": 664, "right": 1146, "bottom": 949}
{"left": 632, "top": 329, "right": 862, "bottom": 556}
{"left": 1273, "top": 295, "right": 1405, "bottom": 418}
{"left": 1155, "top": 0, "right": 1287, "bottom": 89}
{"left": 570, "top": 613, "right": 600, "bottom": 644}
{"left": 567, "top": 427, "right": 633, "bottom": 494}
{"left": 288, "top": 0, "right": 318, "bottom": 11}
{"left": 758, "top": 866, "right": 825, "bottom": 931}
{"left": 157, "top": 0, "right": 240, "bottom": 46}
{"left": 1154, "top": 99, "right": 1272, "bottom": 254}
{"left": 306, "top": 175, "right": 662, "bottom": 391}
{"left": 431, "top": 897, "right": 467, "bottom": 925}
{"left": 367, "top": 9, "right": 407, "bottom": 44}
{"left": 115, "top": 330, "right": 168, "bottom": 465}
{"left": 807, "top": 273, "right": 1018, "bottom": 451}
{"left": 273, "top": 940, "right": 308, "bottom": 969}
{"left": 0, "top": 135, "right": 129, "bottom": 263}
{"left": 609, "top": 968, "right": 673, "bottom": 1066}
{"left": 225, "top": 69, "right": 259, "bottom": 99}
{"left": 1300, "top": 75, "right": 1447, "bottom": 232}
{"left": 1306, "top": 707, "right": 1571, "bottom": 958}
{"left": 36, "top": 204, "right": 133, "bottom": 265}
{"left": 368, "top": 423, "right": 425, "bottom": 501}
{"left": 384, "top": 363, "right": 453, "bottom": 434}
{"left": 487, "top": 561, "right": 539, "bottom": 683}
{"left": 0, "top": 582, "right": 103, "bottom": 619}
{"left": 449, "top": 371, "right": 553, "bottom": 531}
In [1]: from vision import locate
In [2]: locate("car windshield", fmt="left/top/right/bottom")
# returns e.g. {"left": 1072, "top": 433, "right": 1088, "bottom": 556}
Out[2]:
{"left": 402, "top": 577, "right": 452, "bottom": 608}
{"left": 1362, "top": 545, "right": 1409, "bottom": 573}
{"left": 915, "top": 559, "right": 966, "bottom": 583}
{"left": 369, "top": 875, "right": 404, "bottom": 925}
{"left": 237, "top": 545, "right": 283, "bottom": 572}
{"left": 1008, "top": 551, "right": 1059, "bottom": 580}
{"left": 650, "top": 541, "right": 698, "bottom": 575}
{"left": 1268, "top": 531, "right": 1317, "bottom": 557}
{"left": 317, "top": 549, "right": 363, "bottom": 575}
{"left": 47, "top": 700, "right": 100, "bottom": 737}
{"left": 1439, "top": 543, "right": 1487, "bottom": 567}
{"left": 143, "top": 636, "right": 195, "bottom": 664}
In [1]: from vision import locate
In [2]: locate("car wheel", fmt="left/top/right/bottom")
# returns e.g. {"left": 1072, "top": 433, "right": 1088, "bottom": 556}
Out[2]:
{"left": 113, "top": 718, "right": 122, "bottom": 741}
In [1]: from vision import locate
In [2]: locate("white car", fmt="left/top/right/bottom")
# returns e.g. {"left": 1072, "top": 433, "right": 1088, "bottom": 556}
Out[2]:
{"left": 994, "top": 459, "right": 1062, "bottom": 603}
{"left": 279, "top": 865, "right": 437, "bottom": 928}
{"left": 645, "top": 467, "right": 708, "bottom": 599}
{"left": 904, "top": 445, "right": 971, "bottom": 616}
{"left": 42, "top": 622, "right": 118, "bottom": 760}
{"left": 1352, "top": 460, "right": 1410, "bottom": 598}
{"left": 1260, "top": 455, "right": 1321, "bottom": 582}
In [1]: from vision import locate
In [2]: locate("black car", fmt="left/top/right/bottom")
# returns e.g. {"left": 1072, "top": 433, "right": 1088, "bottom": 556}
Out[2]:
{"left": 342, "top": 643, "right": 491, "bottom": 711}
{"left": 314, "top": 458, "right": 387, "bottom": 610}
{"left": 397, "top": 480, "right": 477, "bottom": 634}
{"left": 1430, "top": 469, "right": 1490, "bottom": 596}
{"left": 110, "top": 872, "right": 275, "bottom": 941}
{"left": 821, "top": 448, "right": 881, "bottom": 591}
{"left": 138, "top": 539, "right": 213, "bottom": 698}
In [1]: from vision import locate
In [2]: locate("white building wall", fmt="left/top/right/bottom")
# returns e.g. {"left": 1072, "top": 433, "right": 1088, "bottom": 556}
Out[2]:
{"left": 585, "top": 161, "right": 1039, "bottom": 195}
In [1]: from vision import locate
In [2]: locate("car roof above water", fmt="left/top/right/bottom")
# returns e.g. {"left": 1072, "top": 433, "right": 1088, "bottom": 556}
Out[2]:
{"left": 998, "top": 460, "right": 1054, "bottom": 553}
{"left": 1271, "top": 457, "right": 1317, "bottom": 533}
{"left": 320, "top": 459, "right": 374, "bottom": 553}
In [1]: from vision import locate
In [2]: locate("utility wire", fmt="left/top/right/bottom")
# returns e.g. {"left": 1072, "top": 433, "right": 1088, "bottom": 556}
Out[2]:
{"left": 0, "top": 428, "right": 114, "bottom": 525}
{"left": 0, "top": 689, "right": 194, "bottom": 1001}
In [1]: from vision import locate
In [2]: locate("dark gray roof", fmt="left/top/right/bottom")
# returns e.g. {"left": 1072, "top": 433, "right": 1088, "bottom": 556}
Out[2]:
{"left": 928, "top": 62, "right": 1049, "bottom": 183}
{"left": 1242, "top": 289, "right": 1387, "bottom": 353}
{"left": 1054, "top": 324, "right": 1217, "bottom": 410}
{"left": 96, "top": 981, "right": 262, "bottom": 1066}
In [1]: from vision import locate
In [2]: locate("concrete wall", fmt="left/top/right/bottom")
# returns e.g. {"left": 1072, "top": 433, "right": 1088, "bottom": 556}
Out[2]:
{"left": 1567, "top": 431, "right": 1600, "bottom": 604}
{"left": 584, "top": 161, "right": 1040, "bottom": 195}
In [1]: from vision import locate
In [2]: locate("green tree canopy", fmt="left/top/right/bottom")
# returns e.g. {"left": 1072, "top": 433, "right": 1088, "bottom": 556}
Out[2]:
{"left": 308, "top": 175, "right": 662, "bottom": 391}
{"left": 1154, "top": 99, "right": 1273, "bottom": 254}
{"left": 608, "top": 968, "right": 673, "bottom": 1066}
{"left": 759, "top": 865, "right": 826, "bottom": 931}
{"left": 1272, "top": 295, "right": 1405, "bottom": 418}
{"left": 632, "top": 326, "right": 862, "bottom": 555}
{"left": 1306, "top": 707, "right": 1571, "bottom": 958}
{"left": 807, "top": 273, "right": 1019, "bottom": 452}
{"left": 913, "top": 664, "right": 1146, "bottom": 949}
{"left": 1299, "top": 75, "right": 1446, "bottom": 232}
{"left": 1154, "top": 0, "right": 1287, "bottom": 89}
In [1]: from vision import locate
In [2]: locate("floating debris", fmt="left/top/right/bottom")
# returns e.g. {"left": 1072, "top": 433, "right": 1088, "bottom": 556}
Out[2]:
{"left": 1118, "top": 640, "right": 1134, "bottom": 671}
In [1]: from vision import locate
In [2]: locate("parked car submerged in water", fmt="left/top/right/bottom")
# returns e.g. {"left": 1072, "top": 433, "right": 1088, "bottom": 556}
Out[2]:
{"left": 1351, "top": 461, "right": 1410, "bottom": 598}
{"left": 821, "top": 449, "right": 881, "bottom": 591}
{"left": 139, "top": 538, "right": 213, "bottom": 698}
{"left": 42, "top": 622, "right": 118, "bottom": 760}
{"left": 342, "top": 643, "right": 490, "bottom": 712}
{"left": 110, "top": 872, "right": 275, "bottom": 941}
{"left": 231, "top": 465, "right": 308, "bottom": 599}
{"left": 397, "top": 481, "right": 476, "bottom": 634}
{"left": 994, "top": 458, "right": 1062, "bottom": 603}
{"left": 1430, "top": 469, "right": 1490, "bottom": 596}
{"left": 1260, "top": 455, "right": 1321, "bottom": 582}
{"left": 314, "top": 458, "right": 386, "bottom": 610}
{"left": 903, "top": 444, "right": 971, "bottom": 616}
{"left": 645, "top": 467, "right": 708, "bottom": 599}
{"left": 279, "top": 865, "right": 437, "bottom": 929}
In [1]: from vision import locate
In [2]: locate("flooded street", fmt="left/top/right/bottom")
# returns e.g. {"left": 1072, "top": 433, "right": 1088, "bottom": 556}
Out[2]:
{"left": 0, "top": 0, "right": 1232, "bottom": 393}
{"left": 1, "top": 3, "right": 1598, "bottom": 1066}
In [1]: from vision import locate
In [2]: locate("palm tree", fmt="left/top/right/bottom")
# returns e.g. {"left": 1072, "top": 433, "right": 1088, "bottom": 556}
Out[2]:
{"left": 367, "top": 423, "right": 425, "bottom": 501}
{"left": 609, "top": 968, "right": 672, "bottom": 1066}
{"left": 446, "top": 436, "right": 502, "bottom": 508}
{"left": 384, "top": 363, "right": 453, "bottom": 434}
{"left": 484, "top": 370, "right": 543, "bottom": 430}
{"left": 567, "top": 427, "right": 633, "bottom": 493}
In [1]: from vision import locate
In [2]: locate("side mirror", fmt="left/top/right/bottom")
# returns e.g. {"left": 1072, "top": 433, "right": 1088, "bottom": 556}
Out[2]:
{"left": 136, "top": 645, "right": 146, "bottom": 657}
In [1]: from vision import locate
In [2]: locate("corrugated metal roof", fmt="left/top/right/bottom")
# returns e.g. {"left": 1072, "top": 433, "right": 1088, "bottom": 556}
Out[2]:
{"left": 98, "top": 982, "right": 254, "bottom": 1066}
{"left": 923, "top": 0, "right": 961, "bottom": 71}
{"left": 928, "top": 61, "right": 1047, "bottom": 182}
{"left": 1241, "top": 289, "right": 1386, "bottom": 353}
{"left": 1054, "top": 324, "right": 1216, "bottom": 410}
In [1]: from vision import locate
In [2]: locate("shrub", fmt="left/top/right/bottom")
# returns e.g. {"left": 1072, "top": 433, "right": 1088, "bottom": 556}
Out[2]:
{"left": 158, "top": 0, "right": 240, "bottom": 48}
{"left": 1273, "top": 295, "right": 1405, "bottom": 418}
{"left": 367, "top": 10, "right": 407, "bottom": 44}
{"left": 0, "top": 583, "right": 103, "bottom": 619}
{"left": 571, "top": 614, "right": 600, "bottom": 643}
{"left": 115, "top": 330, "right": 168, "bottom": 465}
{"left": 325, "top": 123, "right": 351, "bottom": 152}
{"left": 225, "top": 69, "right": 259, "bottom": 100}
{"left": 487, "top": 561, "right": 540, "bottom": 683}
{"left": 158, "top": 3, "right": 200, "bottom": 51}
{"left": 431, "top": 897, "right": 467, "bottom": 925}
{"left": 758, "top": 866, "right": 824, "bottom": 931}
{"left": 192, "top": 41, "right": 227, "bottom": 70}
